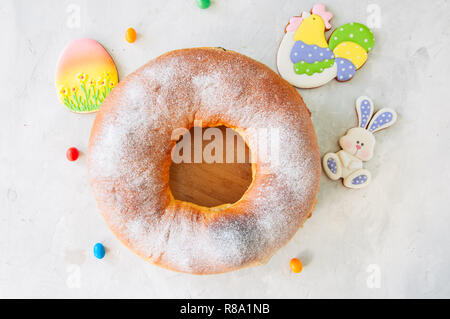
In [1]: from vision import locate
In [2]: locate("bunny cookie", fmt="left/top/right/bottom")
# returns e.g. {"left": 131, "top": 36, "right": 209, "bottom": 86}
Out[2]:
{"left": 323, "top": 96, "right": 397, "bottom": 189}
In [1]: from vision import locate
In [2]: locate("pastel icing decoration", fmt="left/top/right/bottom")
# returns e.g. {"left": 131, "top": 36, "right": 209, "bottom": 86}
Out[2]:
{"left": 286, "top": 17, "right": 303, "bottom": 33}
{"left": 277, "top": 4, "right": 375, "bottom": 89}
{"left": 310, "top": 3, "right": 333, "bottom": 29}
{"left": 55, "top": 38, "right": 119, "bottom": 113}
{"left": 290, "top": 41, "right": 334, "bottom": 64}
{"left": 356, "top": 96, "right": 374, "bottom": 128}
{"left": 322, "top": 96, "right": 397, "bottom": 189}
{"left": 328, "top": 23, "right": 374, "bottom": 53}
{"left": 93, "top": 243, "right": 106, "bottom": 259}
{"left": 333, "top": 42, "right": 367, "bottom": 70}
{"left": 294, "top": 58, "right": 335, "bottom": 76}
{"left": 293, "top": 12, "right": 329, "bottom": 48}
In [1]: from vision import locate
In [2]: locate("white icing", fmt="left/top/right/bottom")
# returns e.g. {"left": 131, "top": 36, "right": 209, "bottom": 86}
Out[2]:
{"left": 277, "top": 32, "right": 337, "bottom": 89}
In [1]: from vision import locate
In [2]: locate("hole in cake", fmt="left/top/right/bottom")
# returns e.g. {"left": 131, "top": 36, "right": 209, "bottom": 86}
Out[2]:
{"left": 169, "top": 125, "right": 253, "bottom": 208}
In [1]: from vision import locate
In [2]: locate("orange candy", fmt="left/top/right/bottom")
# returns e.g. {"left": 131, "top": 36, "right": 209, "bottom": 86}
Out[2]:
{"left": 290, "top": 258, "right": 303, "bottom": 273}
{"left": 125, "top": 28, "right": 137, "bottom": 43}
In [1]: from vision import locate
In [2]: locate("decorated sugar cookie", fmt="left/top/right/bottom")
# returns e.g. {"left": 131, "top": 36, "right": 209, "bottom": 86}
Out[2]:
{"left": 55, "top": 39, "right": 118, "bottom": 113}
{"left": 277, "top": 3, "right": 374, "bottom": 89}
{"left": 323, "top": 97, "right": 397, "bottom": 189}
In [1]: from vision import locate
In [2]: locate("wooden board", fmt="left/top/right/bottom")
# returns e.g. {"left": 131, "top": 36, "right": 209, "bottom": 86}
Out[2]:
{"left": 169, "top": 126, "right": 252, "bottom": 207}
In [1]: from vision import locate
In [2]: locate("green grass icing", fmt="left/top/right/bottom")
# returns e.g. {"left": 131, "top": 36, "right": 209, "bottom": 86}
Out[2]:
{"left": 60, "top": 78, "right": 115, "bottom": 113}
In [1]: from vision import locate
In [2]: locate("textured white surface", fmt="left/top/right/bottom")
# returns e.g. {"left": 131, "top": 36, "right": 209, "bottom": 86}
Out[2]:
{"left": 1, "top": 0, "right": 449, "bottom": 298}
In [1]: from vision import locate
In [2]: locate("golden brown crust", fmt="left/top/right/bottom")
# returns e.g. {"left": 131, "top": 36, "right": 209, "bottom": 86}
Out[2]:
{"left": 88, "top": 48, "right": 321, "bottom": 274}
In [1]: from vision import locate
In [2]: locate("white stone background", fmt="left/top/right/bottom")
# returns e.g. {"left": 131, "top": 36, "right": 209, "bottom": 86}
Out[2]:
{"left": 0, "top": 0, "right": 449, "bottom": 298}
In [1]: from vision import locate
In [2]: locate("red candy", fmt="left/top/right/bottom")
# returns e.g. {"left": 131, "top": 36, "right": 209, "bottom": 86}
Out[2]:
{"left": 66, "top": 147, "right": 79, "bottom": 161}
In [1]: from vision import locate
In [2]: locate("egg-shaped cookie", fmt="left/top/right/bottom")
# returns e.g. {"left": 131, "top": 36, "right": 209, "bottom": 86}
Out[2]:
{"left": 55, "top": 39, "right": 118, "bottom": 113}
{"left": 328, "top": 22, "right": 374, "bottom": 53}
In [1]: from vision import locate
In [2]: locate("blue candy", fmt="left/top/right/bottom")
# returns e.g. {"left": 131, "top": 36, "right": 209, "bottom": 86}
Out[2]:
{"left": 368, "top": 111, "right": 395, "bottom": 132}
{"left": 93, "top": 243, "right": 106, "bottom": 259}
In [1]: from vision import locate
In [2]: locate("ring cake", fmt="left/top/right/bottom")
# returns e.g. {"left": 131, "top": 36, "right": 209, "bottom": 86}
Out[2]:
{"left": 88, "top": 48, "right": 321, "bottom": 274}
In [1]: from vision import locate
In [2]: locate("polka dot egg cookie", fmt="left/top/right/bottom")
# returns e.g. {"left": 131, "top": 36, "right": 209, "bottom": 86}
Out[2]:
{"left": 196, "top": 0, "right": 210, "bottom": 9}
{"left": 328, "top": 22, "right": 374, "bottom": 72}
{"left": 125, "top": 28, "right": 137, "bottom": 43}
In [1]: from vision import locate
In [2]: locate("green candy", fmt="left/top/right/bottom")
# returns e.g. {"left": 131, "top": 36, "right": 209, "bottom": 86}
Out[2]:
{"left": 328, "top": 22, "right": 374, "bottom": 52}
{"left": 196, "top": 0, "right": 210, "bottom": 9}
{"left": 293, "top": 59, "right": 335, "bottom": 76}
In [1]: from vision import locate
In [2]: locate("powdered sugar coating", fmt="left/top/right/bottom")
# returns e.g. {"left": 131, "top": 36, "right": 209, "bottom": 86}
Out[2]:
{"left": 88, "top": 48, "right": 321, "bottom": 274}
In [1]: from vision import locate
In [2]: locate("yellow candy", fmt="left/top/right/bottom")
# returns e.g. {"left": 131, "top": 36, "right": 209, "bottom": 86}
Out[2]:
{"left": 125, "top": 28, "right": 137, "bottom": 43}
{"left": 333, "top": 41, "right": 367, "bottom": 70}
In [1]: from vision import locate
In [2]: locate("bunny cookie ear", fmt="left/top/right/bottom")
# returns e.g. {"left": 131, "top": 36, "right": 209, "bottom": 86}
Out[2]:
{"left": 367, "top": 108, "right": 398, "bottom": 133}
{"left": 355, "top": 96, "right": 374, "bottom": 129}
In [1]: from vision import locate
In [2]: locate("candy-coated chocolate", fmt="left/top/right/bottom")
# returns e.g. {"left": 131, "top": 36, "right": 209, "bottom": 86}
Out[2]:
{"left": 93, "top": 243, "right": 106, "bottom": 259}
{"left": 196, "top": 0, "right": 210, "bottom": 9}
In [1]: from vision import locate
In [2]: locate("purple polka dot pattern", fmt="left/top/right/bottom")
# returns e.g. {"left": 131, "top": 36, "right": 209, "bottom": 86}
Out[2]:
{"left": 327, "top": 158, "right": 337, "bottom": 174}
{"left": 369, "top": 112, "right": 394, "bottom": 132}
{"left": 352, "top": 175, "right": 368, "bottom": 185}
{"left": 359, "top": 99, "right": 372, "bottom": 128}
{"left": 290, "top": 41, "right": 334, "bottom": 64}
{"left": 335, "top": 58, "right": 356, "bottom": 82}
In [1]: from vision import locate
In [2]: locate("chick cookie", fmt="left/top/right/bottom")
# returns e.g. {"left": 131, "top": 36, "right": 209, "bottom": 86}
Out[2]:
{"left": 277, "top": 3, "right": 374, "bottom": 89}
{"left": 323, "top": 97, "right": 397, "bottom": 189}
